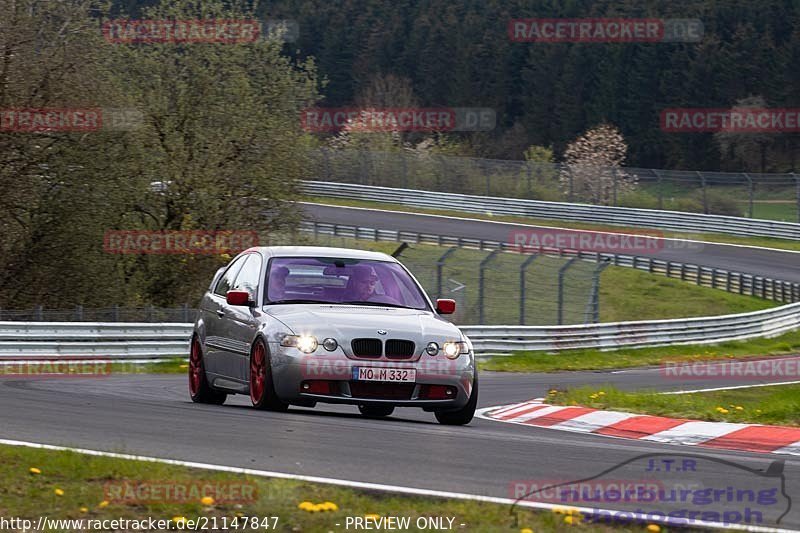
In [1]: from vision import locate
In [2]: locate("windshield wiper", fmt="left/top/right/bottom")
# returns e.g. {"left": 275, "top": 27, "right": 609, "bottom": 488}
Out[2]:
{"left": 339, "top": 301, "right": 414, "bottom": 309}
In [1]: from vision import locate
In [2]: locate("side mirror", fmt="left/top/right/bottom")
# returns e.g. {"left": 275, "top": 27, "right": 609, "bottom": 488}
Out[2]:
{"left": 436, "top": 299, "right": 456, "bottom": 315}
{"left": 226, "top": 290, "right": 252, "bottom": 306}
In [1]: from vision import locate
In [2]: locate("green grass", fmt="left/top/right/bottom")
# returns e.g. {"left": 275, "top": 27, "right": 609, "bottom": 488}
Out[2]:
{"left": 304, "top": 196, "right": 800, "bottom": 253}
{"left": 0, "top": 444, "right": 653, "bottom": 532}
{"left": 547, "top": 384, "right": 800, "bottom": 427}
{"left": 598, "top": 267, "right": 773, "bottom": 323}
{"left": 479, "top": 328, "right": 800, "bottom": 373}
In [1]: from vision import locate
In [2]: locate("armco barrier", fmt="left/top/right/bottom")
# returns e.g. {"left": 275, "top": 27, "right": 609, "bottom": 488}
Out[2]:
{"left": 0, "top": 322, "right": 192, "bottom": 358}
{"left": 301, "top": 181, "right": 800, "bottom": 240}
{"left": 1, "top": 301, "right": 799, "bottom": 357}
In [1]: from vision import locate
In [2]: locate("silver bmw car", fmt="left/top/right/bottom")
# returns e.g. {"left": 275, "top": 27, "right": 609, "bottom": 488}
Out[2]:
{"left": 189, "top": 246, "right": 478, "bottom": 425}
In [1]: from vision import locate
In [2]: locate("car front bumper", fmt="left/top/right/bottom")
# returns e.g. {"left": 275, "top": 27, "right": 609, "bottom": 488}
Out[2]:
{"left": 270, "top": 347, "right": 476, "bottom": 409}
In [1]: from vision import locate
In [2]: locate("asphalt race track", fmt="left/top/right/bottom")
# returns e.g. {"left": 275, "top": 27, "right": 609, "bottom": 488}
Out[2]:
{"left": 2, "top": 366, "right": 800, "bottom": 529}
{"left": 4, "top": 205, "right": 800, "bottom": 530}
{"left": 300, "top": 203, "right": 800, "bottom": 283}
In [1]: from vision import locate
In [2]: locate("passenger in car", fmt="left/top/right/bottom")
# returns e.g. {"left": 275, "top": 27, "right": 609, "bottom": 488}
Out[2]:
{"left": 269, "top": 266, "right": 290, "bottom": 300}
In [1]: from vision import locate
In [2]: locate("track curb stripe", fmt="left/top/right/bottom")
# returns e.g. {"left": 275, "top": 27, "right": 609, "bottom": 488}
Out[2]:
{"left": 481, "top": 401, "right": 800, "bottom": 456}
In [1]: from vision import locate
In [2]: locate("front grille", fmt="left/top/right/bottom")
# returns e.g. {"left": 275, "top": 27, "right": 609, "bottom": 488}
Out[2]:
{"left": 349, "top": 382, "right": 415, "bottom": 400}
{"left": 384, "top": 339, "right": 415, "bottom": 359}
{"left": 351, "top": 338, "right": 382, "bottom": 358}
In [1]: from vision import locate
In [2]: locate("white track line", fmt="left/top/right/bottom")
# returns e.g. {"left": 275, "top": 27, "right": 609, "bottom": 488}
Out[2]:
{"left": 301, "top": 201, "right": 800, "bottom": 256}
{"left": 0, "top": 437, "right": 794, "bottom": 533}
{"left": 661, "top": 380, "right": 800, "bottom": 394}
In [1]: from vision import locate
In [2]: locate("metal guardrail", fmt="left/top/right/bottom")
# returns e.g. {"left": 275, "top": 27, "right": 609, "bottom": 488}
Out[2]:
{"left": 0, "top": 322, "right": 192, "bottom": 358}
{"left": 299, "top": 221, "right": 800, "bottom": 303}
{"left": 460, "top": 301, "right": 800, "bottom": 353}
{"left": 301, "top": 180, "right": 800, "bottom": 240}
{"left": 2, "top": 301, "right": 799, "bottom": 358}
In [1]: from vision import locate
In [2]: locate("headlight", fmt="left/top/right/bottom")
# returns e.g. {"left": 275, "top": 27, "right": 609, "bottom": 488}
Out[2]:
{"left": 322, "top": 338, "right": 338, "bottom": 351}
{"left": 425, "top": 342, "right": 439, "bottom": 356}
{"left": 442, "top": 341, "right": 469, "bottom": 359}
{"left": 280, "top": 335, "right": 318, "bottom": 353}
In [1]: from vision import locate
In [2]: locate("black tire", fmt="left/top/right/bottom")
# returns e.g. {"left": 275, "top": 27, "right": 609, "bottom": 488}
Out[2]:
{"left": 189, "top": 337, "right": 227, "bottom": 405}
{"left": 249, "top": 338, "right": 289, "bottom": 412}
{"left": 358, "top": 404, "right": 395, "bottom": 418}
{"left": 435, "top": 374, "right": 478, "bottom": 425}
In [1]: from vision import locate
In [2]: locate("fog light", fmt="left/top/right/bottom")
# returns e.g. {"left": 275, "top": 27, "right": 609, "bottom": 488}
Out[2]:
{"left": 322, "top": 338, "right": 338, "bottom": 352}
{"left": 425, "top": 342, "right": 439, "bottom": 356}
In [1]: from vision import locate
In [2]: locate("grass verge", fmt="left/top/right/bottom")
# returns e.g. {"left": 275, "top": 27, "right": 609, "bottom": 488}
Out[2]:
{"left": 546, "top": 384, "right": 800, "bottom": 427}
{"left": 0, "top": 444, "right": 652, "bottom": 532}
{"left": 303, "top": 196, "right": 800, "bottom": 253}
{"left": 479, "top": 329, "right": 800, "bottom": 373}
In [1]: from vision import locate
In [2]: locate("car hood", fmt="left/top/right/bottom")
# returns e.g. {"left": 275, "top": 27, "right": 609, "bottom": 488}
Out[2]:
{"left": 264, "top": 304, "right": 461, "bottom": 341}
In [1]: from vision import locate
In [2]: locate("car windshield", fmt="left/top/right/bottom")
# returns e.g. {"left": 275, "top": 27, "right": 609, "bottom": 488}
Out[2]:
{"left": 265, "top": 257, "right": 429, "bottom": 310}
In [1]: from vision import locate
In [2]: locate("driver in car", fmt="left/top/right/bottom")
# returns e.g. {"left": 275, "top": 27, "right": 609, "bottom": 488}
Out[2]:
{"left": 348, "top": 265, "right": 380, "bottom": 301}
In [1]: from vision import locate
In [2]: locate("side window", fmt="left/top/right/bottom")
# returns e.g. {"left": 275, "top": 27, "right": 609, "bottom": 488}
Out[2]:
{"left": 213, "top": 255, "right": 248, "bottom": 297}
{"left": 232, "top": 254, "right": 262, "bottom": 297}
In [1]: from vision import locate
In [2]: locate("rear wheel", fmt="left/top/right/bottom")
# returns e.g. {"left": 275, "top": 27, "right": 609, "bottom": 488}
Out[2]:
{"left": 189, "top": 338, "right": 227, "bottom": 405}
{"left": 358, "top": 404, "right": 395, "bottom": 418}
{"left": 435, "top": 374, "right": 478, "bottom": 425}
{"left": 249, "top": 339, "right": 289, "bottom": 412}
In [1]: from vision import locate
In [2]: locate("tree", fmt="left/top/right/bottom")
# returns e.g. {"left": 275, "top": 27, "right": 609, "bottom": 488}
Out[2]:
{"left": 560, "top": 123, "right": 634, "bottom": 205}
{"left": 714, "top": 95, "right": 780, "bottom": 173}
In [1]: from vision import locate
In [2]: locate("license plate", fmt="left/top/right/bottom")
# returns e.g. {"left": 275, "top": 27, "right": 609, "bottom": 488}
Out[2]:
{"left": 352, "top": 367, "right": 416, "bottom": 383}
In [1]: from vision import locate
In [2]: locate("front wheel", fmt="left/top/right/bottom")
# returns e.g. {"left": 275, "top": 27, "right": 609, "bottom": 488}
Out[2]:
{"left": 358, "top": 404, "right": 395, "bottom": 418}
{"left": 249, "top": 339, "right": 289, "bottom": 412}
{"left": 435, "top": 375, "right": 478, "bottom": 425}
{"left": 189, "top": 338, "right": 227, "bottom": 405}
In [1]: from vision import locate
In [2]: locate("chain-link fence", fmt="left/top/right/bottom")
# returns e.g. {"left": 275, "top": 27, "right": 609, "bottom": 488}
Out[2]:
{"left": 394, "top": 244, "right": 604, "bottom": 325}
{"left": 2, "top": 235, "right": 603, "bottom": 325}
{"left": 310, "top": 149, "right": 800, "bottom": 223}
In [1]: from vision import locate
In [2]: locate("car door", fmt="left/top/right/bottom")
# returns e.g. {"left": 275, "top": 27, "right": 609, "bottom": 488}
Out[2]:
{"left": 222, "top": 253, "right": 264, "bottom": 383}
{"left": 202, "top": 254, "right": 248, "bottom": 379}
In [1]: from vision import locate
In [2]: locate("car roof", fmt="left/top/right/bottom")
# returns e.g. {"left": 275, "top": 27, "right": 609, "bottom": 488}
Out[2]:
{"left": 253, "top": 246, "right": 397, "bottom": 262}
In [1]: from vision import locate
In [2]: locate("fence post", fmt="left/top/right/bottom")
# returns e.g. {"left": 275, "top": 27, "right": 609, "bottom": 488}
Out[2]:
{"left": 436, "top": 247, "right": 458, "bottom": 299}
{"left": 526, "top": 162, "right": 533, "bottom": 197}
{"left": 112, "top": 305, "right": 120, "bottom": 322}
{"left": 519, "top": 253, "right": 539, "bottom": 325}
{"left": 182, "top": 303, "right": 190, "bottom": 322}
{"left": 75, "top": 305, "right": 83, "bottom": 321}
{"left": 653, "top": 169, "right": 664, "bottom": 210}
{"left": 743, "top": 173, "right": 754, "bottom": 218}
{"left": 585, "top": 260, "right": 610, "bottom": 323}
{"left": 794, "top": 173, "right": 800, "bottom": 224}
{"left": 35, "top": 305, "right": 43, "bottom": 321}
{"left": 557, "top": 257, "right": 579, "bottom": 325}
{"left": 478, "top": 250, "right": 500, "bottom": 324}
{"left": 698, "top": 171, "right": 708, "bottom": 214}
{"left": 611, "top": 167, "right": 618, "bottom": 206}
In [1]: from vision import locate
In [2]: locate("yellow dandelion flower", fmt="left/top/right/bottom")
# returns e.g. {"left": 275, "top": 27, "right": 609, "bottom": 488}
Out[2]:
{"left": 647, "top": 525, "right": 661, "bottom": 532}
{"left": 29, "top": 467, "right": 42, "bottom": 475}
{"left": 54, "top": 488, "right": 65, "bottom": 497}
